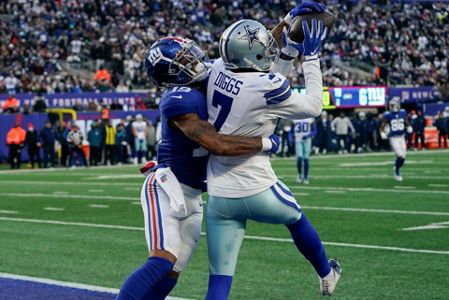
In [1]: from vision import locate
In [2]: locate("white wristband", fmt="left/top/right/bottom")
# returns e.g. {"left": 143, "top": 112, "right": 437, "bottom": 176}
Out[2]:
{"left": 304, "top": 54, "right": 319, "bottom": 61}
{"left": 261, "top": 138, "right": 272, "bottom": 152}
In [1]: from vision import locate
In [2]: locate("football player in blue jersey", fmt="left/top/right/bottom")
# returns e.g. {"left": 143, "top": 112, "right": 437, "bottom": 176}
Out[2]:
{"left": 115, "top": 37, "right": 280, "bottom": 300}
{"left": 380, "top": 98, "right": 413, "bottom": 181}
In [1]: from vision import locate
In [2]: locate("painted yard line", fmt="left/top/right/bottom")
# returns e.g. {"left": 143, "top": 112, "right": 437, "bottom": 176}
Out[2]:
{"left": 88, "top": 204, "right": 109, "bottom": 208}
{"left": 301, "top": 206, "right": 449, "bottom": 216}
{"left": 91, "top": 174, "right": 142, "bottom": 180}
{"left": 324, "top": 190, "right": 346, "bottom": 194}
{"left": 0, "top": 273, "right": 193, "bottom": 300}
{"left": 0, "top": 165, "right": 137, "bottom": 174}
{"left": 124, "top": 187, "right": 141, "bottom": 191}
{"left": 424, "top": 170, "right": 442, "bottom": 174}
{"left": 428, "top": 183, "right": 448, "bottom": 188}
{"left": 270, "top": 149, "right": 449, "bottom": 161}
{"left": 1, "top": 216, "right": 448, "bottom": 255}
{"left": 0, "top": 210, "right": 18, "bottom": 214}
{"left": 131, "top": 201, "right": 141, "bottom": 205}
{"left": 52, "top": 191, "right": 69, "bottom": 195}
{"left": 0, "top": 192, "right": 135, "bottom": 201}
{"left": 290, "top": 186, "right": 449, "bottom": 195}
{"left": 402, "top": 221, "right": 449, "bottom": 231}
{"left": 44, "top": 207, "right": 65, "bottom": 211}
{"left": 394, "top": 186, "right": 416, "bottom": 190}
{"left": 0, "top": 180, "right": 141, "bottom": 187}
{"left": 88, "top": 189, "right": 105, "bottom": 193}
{"left": 276, "top": 174, "right": 449, "bottom": 180}
{"left": 339, "top": 160, "right": 433, "bottom": 167}
{"left": 294, "top": 192, "right": 309, "bottom": 196}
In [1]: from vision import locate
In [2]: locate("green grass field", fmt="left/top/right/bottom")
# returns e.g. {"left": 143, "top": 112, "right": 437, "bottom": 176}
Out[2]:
{"left": 1, "top": 150, "right": 449, "bottom": 299}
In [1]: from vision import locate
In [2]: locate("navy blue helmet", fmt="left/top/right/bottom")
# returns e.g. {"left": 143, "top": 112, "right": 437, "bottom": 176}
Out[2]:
{"left": 144, "top": 37, "right": 209, "bottom": 87}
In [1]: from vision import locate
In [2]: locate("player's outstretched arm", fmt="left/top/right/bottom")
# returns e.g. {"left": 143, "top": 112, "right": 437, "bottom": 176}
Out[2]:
{"left": 170, "top": 113, "right": 273, "bottom": 156}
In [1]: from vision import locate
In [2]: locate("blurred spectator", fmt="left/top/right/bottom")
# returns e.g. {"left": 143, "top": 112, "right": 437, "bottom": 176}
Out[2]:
{"left": 32, "top": 91, "right": 48, "bottom": 113}
{"left": 110, "top": 99, "right": 123, "bottom": 110}
{"left": 146, "top": 120, "right": 157, "bottom": 160}
{"left": 4, "top": 72, "right": 18, "bottom": 94}
{"left": 6, "top": 123, "right": 26, "bottom": 169}
{"left": 88, "top": 121, "right": 103, "bottom": 166}
{"left": 72, "top": 100, "right": 84, "bottom": 111}
{"left": 2, "top": 95, "right": 20, "bottom": 113}
{"left": 40, "top": 121, "right": 56, "bottom": 168}
{"left": 116, "top": 123, "right": 128, "bottom": 164}
{"left": 67, "top": 124, "right": 87, "bottom": 167}
{"left": 125, "top": 115, "right": 135, "bottom": 160}
{"left": 104, "top": 120, "right": 117, "bottom": 165}
{"left": 25, "top": 123, "right": 41, "bottom": 168}
{"left": 134, "top": 97, "right": 147, "bottom": 110}
{"left": 132, "top": 114, "right": 148, "bottom": 164}
{"left": 331, "top": 112, "right": 355, "bottom": 154}
{"left": 434, "top": 112, "right": 448, "bottom": 148}
{"left": 315, "top": 111, "right": 332, "bottom": 155}
{"left": 414, "top": 111, "right": 426, "bottom": 149}
{"left": 21, "top": 103, "right": 32, "bottom": 115}
{"left": 56, "top": 121, "right": 70, "bottom": 167}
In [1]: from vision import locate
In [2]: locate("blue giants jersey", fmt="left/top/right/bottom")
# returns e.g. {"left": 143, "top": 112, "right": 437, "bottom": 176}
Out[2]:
{"left": 384, "top": 109, "right": 407, "bottom": 137}
{"left": 157, "top": 86, "right": 209, "bottom": 190}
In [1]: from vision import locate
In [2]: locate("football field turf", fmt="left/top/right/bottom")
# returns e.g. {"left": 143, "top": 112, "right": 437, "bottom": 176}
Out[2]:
{"left": 0, "top": 150, "right": 448, "bottom": 299}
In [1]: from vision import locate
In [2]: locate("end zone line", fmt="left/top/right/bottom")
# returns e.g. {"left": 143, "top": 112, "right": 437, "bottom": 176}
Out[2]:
{"left": 0, "top": 273, "right": 194, "bottom": 300}
{"left": 1, "top": 216, "right": 448, "bottom": 255}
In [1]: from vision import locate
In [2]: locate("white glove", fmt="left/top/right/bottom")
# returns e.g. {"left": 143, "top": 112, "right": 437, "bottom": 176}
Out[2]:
{"left": 380, "top": 132, "right": 388, "bottom": 140}
{"left": 407, "top": 126, "right": 413, "bottom": 134}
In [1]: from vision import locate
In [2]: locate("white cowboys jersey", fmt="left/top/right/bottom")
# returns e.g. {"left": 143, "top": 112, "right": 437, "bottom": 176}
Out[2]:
{"left": 206, "top": 58, "right": 323, "bottom": 198}
{"left": 293, "top": 118, "right": 314, "bottom": 141}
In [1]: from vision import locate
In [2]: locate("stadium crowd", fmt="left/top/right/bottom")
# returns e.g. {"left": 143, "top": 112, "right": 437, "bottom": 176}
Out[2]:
{"left": 5, "top": 114, "right": 157, "bottom": 169}
{"left": 0, "top": 0, "right": 448, "bottom": 95}
{"left": 5, "top": 108, "right": 449, "bottom": 169}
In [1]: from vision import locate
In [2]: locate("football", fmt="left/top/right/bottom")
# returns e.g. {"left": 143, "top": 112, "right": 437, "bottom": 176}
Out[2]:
{"left": 288, "top": 10, "right": 335, "bottom": 43}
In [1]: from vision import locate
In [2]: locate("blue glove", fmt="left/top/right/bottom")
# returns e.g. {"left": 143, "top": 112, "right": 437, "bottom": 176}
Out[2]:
{"left": 263, "top": 134, "right": 280, "bottom": 155}
{"left": 297, "top": 18, "right": 328, "bottom": 58}
{"left": 284, "top": 2, "right": 326, "bottom": 25}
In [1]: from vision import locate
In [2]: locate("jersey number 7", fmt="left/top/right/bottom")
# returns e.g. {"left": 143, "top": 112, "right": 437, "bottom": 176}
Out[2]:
{"left": 212, "top": 90, "right": 234, "bottom": 131}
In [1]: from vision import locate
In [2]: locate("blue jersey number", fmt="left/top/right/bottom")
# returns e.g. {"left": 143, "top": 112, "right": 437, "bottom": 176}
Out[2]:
{"left": 295, "top": 122, "right": 309, "bottom": 133}
{"left": 212, "top": 90, "right": 234, "bottom": 131}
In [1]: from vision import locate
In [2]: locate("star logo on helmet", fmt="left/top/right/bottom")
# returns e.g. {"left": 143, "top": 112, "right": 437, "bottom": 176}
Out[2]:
{"left": 239, "top": 25, "right": 261, "bottom": 49}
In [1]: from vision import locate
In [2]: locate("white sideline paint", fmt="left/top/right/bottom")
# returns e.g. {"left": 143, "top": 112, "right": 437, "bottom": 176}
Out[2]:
{"left": 44, "top": 207, "right": 65, "bottom": 211}
{"left": 290, "top": 186, "right": 449, "bottom": 195}
{"left": 88, "top": 204, "right": 109, "bottom": 209}
{"left": 1, "top": 216, "right": 449, "bottom": 255}
{"left": 0, "top": 272, "right": 194, "bottom": 300}
{"left": 402, "top": 221, "right": 449, "bottom": 231}
{"left": 0, "top": 192, "right": 135, "bottom": 201}
{"left": 0, "top": 210, "right": 18, "bottom": 214}
{"left": 301, "top": 206, "right": 449, "bottom": 216}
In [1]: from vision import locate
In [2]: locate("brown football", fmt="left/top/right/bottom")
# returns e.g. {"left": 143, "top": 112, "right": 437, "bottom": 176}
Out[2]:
{"left": 288, "top": 10, "right": 335, "bottom": 43}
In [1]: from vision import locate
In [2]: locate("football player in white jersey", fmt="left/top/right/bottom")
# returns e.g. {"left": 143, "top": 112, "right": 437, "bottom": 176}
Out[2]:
{"left": 205, "top": 4, "right": 341, "bottom": 299}
{"left": 132, "top": 113, "right": 149, "bottom": 164}
{"left": 380, "top": 99, "right": 413, "bottom": 181}
{"left": 293, "top": 118, "right": 316, "bottom": 184}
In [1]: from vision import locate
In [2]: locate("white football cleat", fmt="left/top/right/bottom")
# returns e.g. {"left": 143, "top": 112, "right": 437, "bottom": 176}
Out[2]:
{"left": 303, "top": 178, "right": 309, "bottom": 185}
{"left": 394, "top": 168, "right": 403, "bottom": 181}
{"left": 319, "top": 259, "right": 341, "bottom": 296}
{"left": 296, "top": 175, "right": 302, "bottom": 183}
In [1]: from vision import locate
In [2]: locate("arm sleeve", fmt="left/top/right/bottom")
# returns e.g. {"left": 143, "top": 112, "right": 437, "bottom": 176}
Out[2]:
{"left": 267, "top": 59, "right": 323, "bottom": 120}
{"left": 271, "top": 56, "right": 294, "bottom": 77}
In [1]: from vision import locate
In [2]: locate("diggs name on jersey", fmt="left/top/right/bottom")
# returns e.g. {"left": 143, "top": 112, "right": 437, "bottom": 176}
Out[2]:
{"left": 213, "top": 71, "right": 243, "bottom": 96}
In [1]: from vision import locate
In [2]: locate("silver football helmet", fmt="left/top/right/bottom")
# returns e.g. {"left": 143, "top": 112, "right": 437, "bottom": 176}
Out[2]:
{"left": 389, "top": 98, "right": 400, "bottom": 112}
{"left": 219, "top": 19, "right": 279, "bottom": 72}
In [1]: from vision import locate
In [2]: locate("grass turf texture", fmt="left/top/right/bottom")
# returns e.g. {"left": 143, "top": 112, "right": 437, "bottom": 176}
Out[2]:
{"left": 0, "top": 150, "right": 448, "bottom": 299}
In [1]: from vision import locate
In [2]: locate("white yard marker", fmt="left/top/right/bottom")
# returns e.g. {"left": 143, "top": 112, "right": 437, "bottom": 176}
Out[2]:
{"left": 124, "top": 187, "right": 141, "bottom": 191}
{"left": 92, "top": 174, "right": 142, "bottom": 180}
{"left": 131, "top": 201, "right": 141, "bottom": 205}
{"left": 0, "top": 210, "right": 18, "bottom": 214}
{"left": 88, "top": 204, "right": 109, "bottom": 209}
{"left": 1, "top": 216, "right": 449, "bottom": 255}
{"left": 294, "top": 192, "right": 309, "bottom": 196}
{"left": 53, "top": 191, "right": 68, "bottom": 195}
{"left": 0, "top": 272, "right": 194, "bottom": 300}
{"left": 88, "top": 189, "right": 104, "bottom": 193}
{"left": 402, "top": 221, "right": 449, "bottom": 231}
{"left": 44, "top": 207, "right": 65, "bottom": 211}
